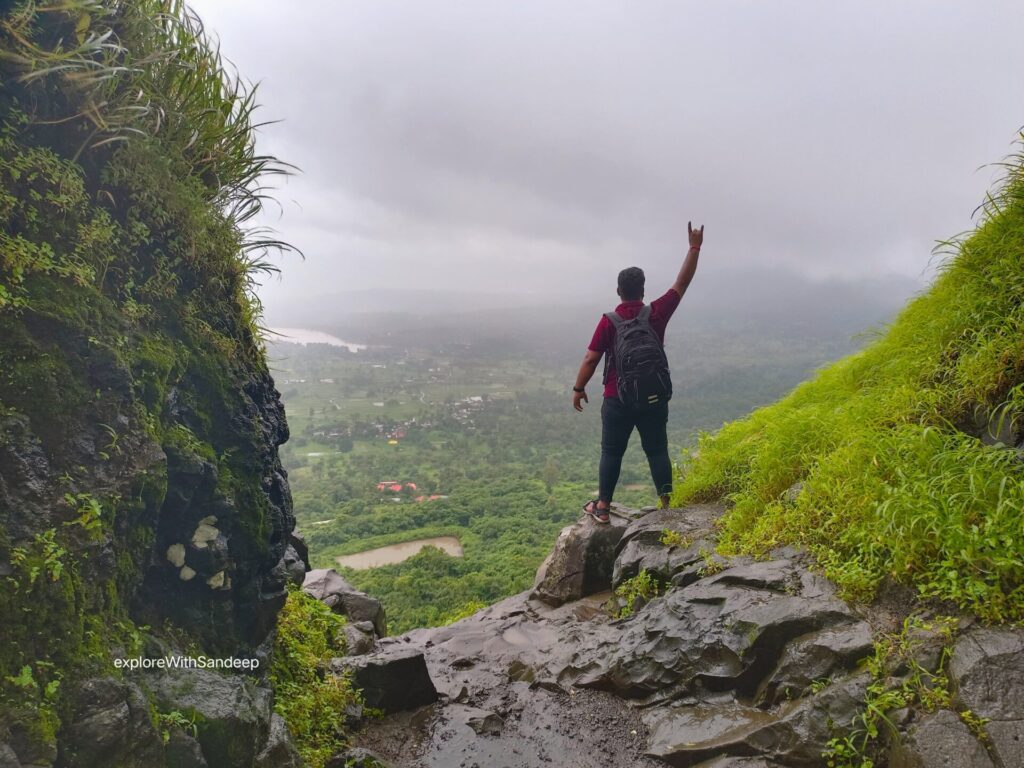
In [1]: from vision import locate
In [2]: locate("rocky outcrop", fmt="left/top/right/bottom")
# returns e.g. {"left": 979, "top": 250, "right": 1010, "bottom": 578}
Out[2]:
{"left": 610, "top": 504, "right": 722, "bottom": 587}
{"left": 139, "top": 371, "right": 296, "bottom": 653}
{"left": 530, "top": 508, "right": 636, "bottom": 606}
{"left": 0, "top": 5, "right": 303, "bottom": 764}
{"left": 34, "top": 664, "right": 301, "bottom": 768}
{"left": 347, "top": 505, "right": 885, "bottom": 767}
{"left": 0, "top": 355, "right": 299, "bottom": 767}
{"left": 564, "top": 559, "right": 872, "bottom": 704}
{"left": 304, "top": 568, "right": 388, "bottom": 637}
{"left": 337, "top": 505, "right": 1024, "bottom": 768}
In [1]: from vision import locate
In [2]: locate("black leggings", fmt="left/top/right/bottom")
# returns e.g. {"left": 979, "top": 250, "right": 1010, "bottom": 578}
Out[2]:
{"left": 599, "top": 396, "right": 672, "bottom": 503}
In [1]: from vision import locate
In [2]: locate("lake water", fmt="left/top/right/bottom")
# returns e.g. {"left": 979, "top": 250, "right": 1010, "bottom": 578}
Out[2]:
{"left": 268, "top": 327, "right": 367, "bottom": 353}
{"left": 336, "top": 536, "right": 464, "bottom": 569}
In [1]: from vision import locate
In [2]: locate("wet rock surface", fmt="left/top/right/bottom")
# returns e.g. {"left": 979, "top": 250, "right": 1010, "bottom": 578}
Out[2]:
{"left": 611, "top": 504, "right": 722, "bottom": 586}
{"left": 351, "top": 504, "right": 883, "bottom": 767}
{"left": 530, "top": 508, "right": 636, "bottom": 607}
{"left": 564, "top": 559, "right": 871, "bottom": 704}
{"left": 139, "top": 664, "right": 292, "bottom": 768}
{"left": 888, "top": 709, "right": 995, "bottom": 768}
{"left": 949, "top": 627, "right": 1024, "bottom": 768}
{"left": 333, "top": 646, "right": 438, "bottom": 713}
{"left": 59, "top": 677, "right": 164, "bottom": 768}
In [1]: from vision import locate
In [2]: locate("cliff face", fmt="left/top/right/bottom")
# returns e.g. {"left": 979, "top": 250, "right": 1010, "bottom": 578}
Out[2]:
{"left": 0, "top": 4, "right": 298, "bottom": 765}
{"left": 0, "top": 321, "right": 294, "bottom": 652}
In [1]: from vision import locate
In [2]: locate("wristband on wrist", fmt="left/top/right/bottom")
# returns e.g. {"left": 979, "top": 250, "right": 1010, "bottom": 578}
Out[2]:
{"left": 573, "top": 386, "right": 585, "bottom": 393}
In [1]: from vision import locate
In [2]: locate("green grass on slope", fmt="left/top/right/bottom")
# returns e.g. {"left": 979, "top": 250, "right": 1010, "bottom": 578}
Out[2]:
{"left": 673, "top": 151, "right": 1024, "bottom": 622}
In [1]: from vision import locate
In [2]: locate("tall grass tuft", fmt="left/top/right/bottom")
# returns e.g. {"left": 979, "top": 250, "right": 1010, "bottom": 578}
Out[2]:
{"left": 0, "top": 0, "right": 298, "bottom": 324}
{"left": 674, "top": 135, "right": 1024, "bottom": 622}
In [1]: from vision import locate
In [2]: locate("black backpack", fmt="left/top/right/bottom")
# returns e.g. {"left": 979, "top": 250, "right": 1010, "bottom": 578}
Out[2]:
{"left": 603, "top": 305, "right": 672, "bottom": 408}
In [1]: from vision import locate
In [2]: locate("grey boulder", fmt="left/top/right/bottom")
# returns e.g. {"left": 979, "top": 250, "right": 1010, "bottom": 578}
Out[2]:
{"left": 304, "top": 568, "right": 387, "bottom": 636}
{"left": 164, "top": 728, "right": 207, "bottom": 768}
{"left": 332, "top": 644, "right": 438, "bottom": 713}
{"left": 282, "top": 544, "right": 307, "bottom": 586}
{"left": 531, "top": 513, "right": 628, "bottom": 607}
{"left": 343, "top": 620, "right": 377, "bottom": 656}
{"left": 254, "top": 713, "right": 302, "bottom": 768}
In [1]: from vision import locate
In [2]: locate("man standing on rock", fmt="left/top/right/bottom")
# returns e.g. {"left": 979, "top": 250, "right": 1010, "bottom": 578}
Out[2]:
{"left": 572, "top": 222, "right": 704, "bottom": 523}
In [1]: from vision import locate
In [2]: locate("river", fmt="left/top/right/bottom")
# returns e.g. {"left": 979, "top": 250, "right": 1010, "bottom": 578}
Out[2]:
{"left": 335, "top": 536, "right": 464, "bottom": 569}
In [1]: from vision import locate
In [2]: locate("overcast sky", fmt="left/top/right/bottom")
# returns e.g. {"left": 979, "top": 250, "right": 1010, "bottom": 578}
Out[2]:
{"left": 189, "top": 1, "right": 1024, "bottom": 315}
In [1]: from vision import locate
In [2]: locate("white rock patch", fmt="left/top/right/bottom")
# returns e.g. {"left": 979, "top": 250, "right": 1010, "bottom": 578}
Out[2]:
{"left": 166, "top": 543, "right": 186, "bottom": 568}
{"left": 191, "top": 523, "right": 219, "bottom": 549}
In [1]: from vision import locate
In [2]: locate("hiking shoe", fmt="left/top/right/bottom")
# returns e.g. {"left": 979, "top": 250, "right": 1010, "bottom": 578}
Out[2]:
{"left": 583, "top": 500, "right": 610, "bottom": 524}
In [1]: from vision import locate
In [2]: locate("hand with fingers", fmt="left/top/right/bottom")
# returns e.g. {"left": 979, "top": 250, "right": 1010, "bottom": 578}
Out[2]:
{"left": 573, "top": 389, "right": 588, "bottom": 412}
{"left": 688, "top": 221, "right": 704, "bottom": 249}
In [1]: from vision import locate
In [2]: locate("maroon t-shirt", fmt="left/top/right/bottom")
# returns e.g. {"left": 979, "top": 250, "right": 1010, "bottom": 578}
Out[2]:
{"left": 588, "top": 289, "right": 682, "bottom": 398}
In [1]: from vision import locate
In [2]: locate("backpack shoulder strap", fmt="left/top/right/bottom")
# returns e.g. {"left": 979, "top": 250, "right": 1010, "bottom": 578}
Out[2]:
{"left": 637, "top": 305, "right": 653, "bottom": 323}
{"left": 601, "top": 312, "right": 621, "bottom": 385}
{"left": 604, "top": 311, "right": 624, "bottom": 327}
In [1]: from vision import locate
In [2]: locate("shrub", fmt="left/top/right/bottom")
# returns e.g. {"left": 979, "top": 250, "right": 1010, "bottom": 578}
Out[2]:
{"left": 615, "top": 570, "right": 661, "bottom": 618}
{"left": 270, "top": 587, "right": 360, "bottom": 768}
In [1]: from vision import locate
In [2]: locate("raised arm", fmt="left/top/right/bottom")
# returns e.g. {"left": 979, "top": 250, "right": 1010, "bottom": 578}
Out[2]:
{"left": 671, "top": 221, "right": 705, "bottom": 296}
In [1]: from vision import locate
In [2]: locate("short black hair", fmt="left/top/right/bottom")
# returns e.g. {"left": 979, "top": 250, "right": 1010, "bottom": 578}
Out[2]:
{"left": 617, "top": 267, "right": 645, "bottom": 301}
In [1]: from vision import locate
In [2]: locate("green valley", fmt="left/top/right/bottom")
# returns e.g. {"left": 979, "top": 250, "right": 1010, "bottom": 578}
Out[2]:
{"left": 270, "top": 299, "right": 904, "bottom": 632}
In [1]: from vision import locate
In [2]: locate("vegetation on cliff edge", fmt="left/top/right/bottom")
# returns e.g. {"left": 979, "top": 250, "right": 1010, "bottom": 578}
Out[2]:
{"left": 270, "top": 587, "right": 361, "bottom": 768}
{"left": 0, "top": 0, "right": 300, "bottom": 758}
{"left": 674, "top": 144, "right": 1024, "bottom": 621}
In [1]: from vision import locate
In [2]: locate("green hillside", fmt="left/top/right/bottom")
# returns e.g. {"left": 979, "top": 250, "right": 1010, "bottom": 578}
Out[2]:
{"left": 674, "top": 149, "right": 1024, "bottom": 622}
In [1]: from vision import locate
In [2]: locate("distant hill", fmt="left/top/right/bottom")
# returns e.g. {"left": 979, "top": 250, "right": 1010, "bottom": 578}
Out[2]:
{"left": 264, "top": 269, "right": 921, "bottom": 355}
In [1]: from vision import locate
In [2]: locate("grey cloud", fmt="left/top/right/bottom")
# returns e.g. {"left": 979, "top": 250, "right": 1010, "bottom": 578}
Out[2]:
{"left": 190, "top": 0, "right": 1024, "bottom": 308}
